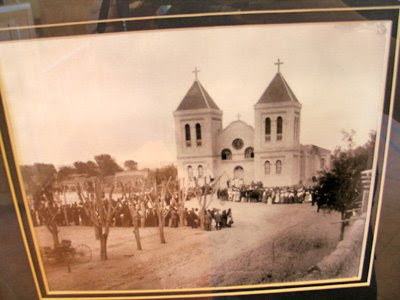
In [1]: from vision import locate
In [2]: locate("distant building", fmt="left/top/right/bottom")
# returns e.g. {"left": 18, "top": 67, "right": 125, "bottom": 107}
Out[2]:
{"left": 114, "top": 170, "right": 149, "bottom": 188}
{"left": 173, "top": 62, "right": 331, "bottom": 187}
{"left": 59, "top": 174, "right": 90, "bottom": 190}
{"left": 60, "top": 173, "right": 132, "bottom": 190}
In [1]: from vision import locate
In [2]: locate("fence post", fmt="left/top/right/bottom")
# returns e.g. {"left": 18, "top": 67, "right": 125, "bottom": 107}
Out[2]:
{"left": 360, "top": 170, "right": 372, "bottom": 214}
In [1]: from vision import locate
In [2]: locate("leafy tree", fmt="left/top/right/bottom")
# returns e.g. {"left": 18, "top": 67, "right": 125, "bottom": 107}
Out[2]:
{"left": 73, "top": 161, "right": 87, "bottom": 174}
{"left": 34, "top": 184, "right": 61, "bottom": 248}
{"left": 20, "top": 163, "right": 57, "bottom": 195}
{"left": 57, "top": 166, "right": 76, "bottom": 182}
{"left": 94, "top": 154, "right": 122, "bottom": 176}
{"left": 86, "top": 160, "right": 100, "bottom": 176}
{"left": 124, "top": 160, "right": 138, "bottom": 171}
{"left": 149, "top": 164, "right": 178, "bottom": 184}
{"left": 73, "top": 160, "right": 99, "bottom": 177}
{"left": 20, "top": 163, "right": 59, "bottom": 248}
{"left": 313, "top": 131, "right": 375, "bottom": 240}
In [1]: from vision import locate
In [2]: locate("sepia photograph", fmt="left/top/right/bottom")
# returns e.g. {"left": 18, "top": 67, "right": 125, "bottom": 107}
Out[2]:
{"left": 0, "top": 20, "right": 391, "bottom": 293}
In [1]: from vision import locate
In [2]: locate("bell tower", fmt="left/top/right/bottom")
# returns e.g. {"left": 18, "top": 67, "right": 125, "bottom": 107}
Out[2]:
{"left": 173, "top": 68, "right": 223, "bottom": 182}
{"left": 254, "top": 59, "right": 302, "bottom": 186}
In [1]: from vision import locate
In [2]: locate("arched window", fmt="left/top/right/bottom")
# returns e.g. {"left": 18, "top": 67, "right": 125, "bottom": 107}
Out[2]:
{"left": 195, "top": 123, "right": 202, "bottom": 146}
{"left": 265, "top": 118, "right": 271, "bottom": 142}
{"left": 185, "top": 124, "right": 191, "bottom": 147}
{"left": 277, "top": 117, "right": 283, "bottom": 141}
{"left": 221, "top": 149, "right": 232, "bottom": 160}
{"left": 244, "top": 147, "right": 254, "bottom": 159}
{"left": 197, "top": 165, "right": 204, "bottom": 177}
{"left": 264, "top": 161, "right": 271, "bottom": 174}
{"left": 276, "top": 160, "right": 282, "bottom": 174}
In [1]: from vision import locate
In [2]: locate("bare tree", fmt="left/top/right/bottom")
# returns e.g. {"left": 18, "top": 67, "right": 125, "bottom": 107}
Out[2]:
{"left": 194, "top": 175, "right": 223, "bottom": 229}
{"left": 32, "top": 183, "right": 61, "bottom": 249}
{"left": 146, "top": 179, "right": 170, "bottom": 244}
{"left": 167, "top": 178, "right": 187, "bottom": 227}
{"left": 76, "top": 180, "right": 116, "bottom": 260}
{"left": 54, "top": 187, "right": 69, "bottom": 226}
{"left": 120, "top": 182, "right": 143, "bottom": 251}
{"left": 341, "top": 129, "right": 356, "bottom": 152}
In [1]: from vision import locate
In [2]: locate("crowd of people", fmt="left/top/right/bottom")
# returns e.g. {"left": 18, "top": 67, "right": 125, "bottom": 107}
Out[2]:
{"left": 30, "top": 192, "right": 234, "bottom": 232}
{"left": 29, "top": 175, "right": 311, "bottom": 232}
{"left": 219, "top": 183, "right": 313, "bottom": 204}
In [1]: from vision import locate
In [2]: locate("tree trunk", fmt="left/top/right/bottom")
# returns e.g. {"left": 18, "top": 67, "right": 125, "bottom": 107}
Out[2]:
{"left": 140, "top": 201, "right": 146, "bottom": 228}
{"left": 100, "top": 232, "right": 108, "bottom": 260}
{"left": 51, "top": 224, "right": 60, "bottom": 249}
{"left": 63, "top": 206, "right": 69, "bottom": 226}
{"left": 340, "top": 211, "right": 346, "bottom": 241}
{"left": 63, "top": 191, "right": 69, "bottom": 226}
{"left": 157, "top": 213, "right": 166, "bottom": 244}
{"left": 133, "top": 228, "right": 142, "bottom": 250}
{"left": 199, "top": 195, "right": 206, "bottom": 230}
{"left": 178, "top": 189, "right": 185, "bottom": 227}
{"left": 179, "top": 207, "right": 184, "bottom": 227}
{"left": 199, "top": 208, "right": 205, "bottom": 230}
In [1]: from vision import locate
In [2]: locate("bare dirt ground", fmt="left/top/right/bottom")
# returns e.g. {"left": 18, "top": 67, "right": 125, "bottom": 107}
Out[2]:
{"left": 35, "top": 199, "right": 347, "bottom": 291}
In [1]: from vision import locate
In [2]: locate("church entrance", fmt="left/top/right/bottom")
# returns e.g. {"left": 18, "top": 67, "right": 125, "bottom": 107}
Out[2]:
{"left": 233, "top": 166, "right": 244, "bottom": 179}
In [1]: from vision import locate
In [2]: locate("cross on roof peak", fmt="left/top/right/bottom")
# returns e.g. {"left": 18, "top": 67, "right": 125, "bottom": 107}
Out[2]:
{"left": 236, "top": 113, "right": 241, "bottom": 120}
{"left": 274, "top": 58, "right": 284, "bottom": 73}
{"left": 192, "top": 67, "right": 200, "bottom": 81}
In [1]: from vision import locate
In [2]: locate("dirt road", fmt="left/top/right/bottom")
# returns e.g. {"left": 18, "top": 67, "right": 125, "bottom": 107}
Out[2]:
{"left": 35, "top": 200, "right": 343, "bottom": 291}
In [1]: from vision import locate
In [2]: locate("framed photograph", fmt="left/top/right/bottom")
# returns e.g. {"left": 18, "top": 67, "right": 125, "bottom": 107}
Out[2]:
{"left": 0, "top": 2, "right": 399, "bottom": 299}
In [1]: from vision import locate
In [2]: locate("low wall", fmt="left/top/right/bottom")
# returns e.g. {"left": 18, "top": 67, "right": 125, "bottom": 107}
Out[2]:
{"left": 305, "top": 215, "right": 366, "bottom": 279}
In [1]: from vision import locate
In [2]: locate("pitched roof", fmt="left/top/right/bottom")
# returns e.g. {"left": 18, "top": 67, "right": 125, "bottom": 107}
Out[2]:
{"left": 257, "top": 72, "right": 300, "bottom": 104}
{"left": 176, "top": 80, "right": 221, "bottom": 111}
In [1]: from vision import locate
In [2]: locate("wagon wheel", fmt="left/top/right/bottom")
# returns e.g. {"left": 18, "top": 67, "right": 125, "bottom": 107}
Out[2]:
{"left": 73, "top": 244, "right": 92, "bottom": 263}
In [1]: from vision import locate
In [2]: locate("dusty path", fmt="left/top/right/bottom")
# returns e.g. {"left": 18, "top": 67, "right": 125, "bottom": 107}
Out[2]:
{"left": 35, "top": 200, "right": 343, "bottom": 291}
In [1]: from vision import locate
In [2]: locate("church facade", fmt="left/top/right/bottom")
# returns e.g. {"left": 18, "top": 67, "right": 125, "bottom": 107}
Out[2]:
{"left": 173, "top": 63, "right": 331, "bottom": 188}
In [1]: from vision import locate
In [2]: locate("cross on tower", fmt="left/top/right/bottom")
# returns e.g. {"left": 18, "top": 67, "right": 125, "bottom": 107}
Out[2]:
{"left": 274, "top": 58, "right": 284, "bottom": 73}
{"left": 236, "top": 113, "right": 241, "bottom": 120}
{"left": 193, "top": 67, "right": 200, "bottom": 81}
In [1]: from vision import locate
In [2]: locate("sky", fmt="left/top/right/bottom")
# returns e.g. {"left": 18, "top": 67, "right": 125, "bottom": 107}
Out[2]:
{"left": 0, "top": 21, "right": 391, "bottom": 169}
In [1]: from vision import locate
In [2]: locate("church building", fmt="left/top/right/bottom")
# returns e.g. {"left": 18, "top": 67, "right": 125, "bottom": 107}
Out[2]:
{"left": 173, "top": 61, "right": 331, "bottom": 188}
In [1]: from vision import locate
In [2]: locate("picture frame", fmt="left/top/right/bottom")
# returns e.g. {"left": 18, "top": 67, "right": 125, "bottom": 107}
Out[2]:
{"left": 0, "top": 2, "right": 399, "bottom": 299}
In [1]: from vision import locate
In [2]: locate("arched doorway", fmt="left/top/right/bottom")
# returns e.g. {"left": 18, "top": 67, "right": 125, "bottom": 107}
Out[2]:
{"left": 233, "top": 165, "right": 244, "bottom": 179}
{"left": 232, "top": 166, "right": 245, "bottom": 192}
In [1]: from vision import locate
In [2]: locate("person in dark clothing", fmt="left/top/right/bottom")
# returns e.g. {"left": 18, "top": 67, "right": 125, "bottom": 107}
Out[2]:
{"left": 66, "top": 205, "right": 73, "bottom": 225}
{"left": 214, "top": 211, "right": 222, "bottom": 230}
{"left": 122, "top": 202, "right": 131, "bottom": 227}
{"left": 145, "top": 209, "right": 151, "bottom": 227}
{"left": 170, "top": 208, "right": 178, "bottom": 228}
{"left": 189, "top": 209, "right": 198, "bottom": 228}
{"left": 152, "top": 208, "right": 159, "bottom": 226}
{"left": 204, "top": 210, "right": 212, "bottom": 231}
{"left": 221, "top": 210, "right": 228, "bottom": 228}
{"left": 227, "top": 208, "right": 234, "bottom": 227}
{"left": 73, "top": 204, "right": 80, "bottom": 226}
{"left": 183, "top": 208, "right": 191, "bottom": 227}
